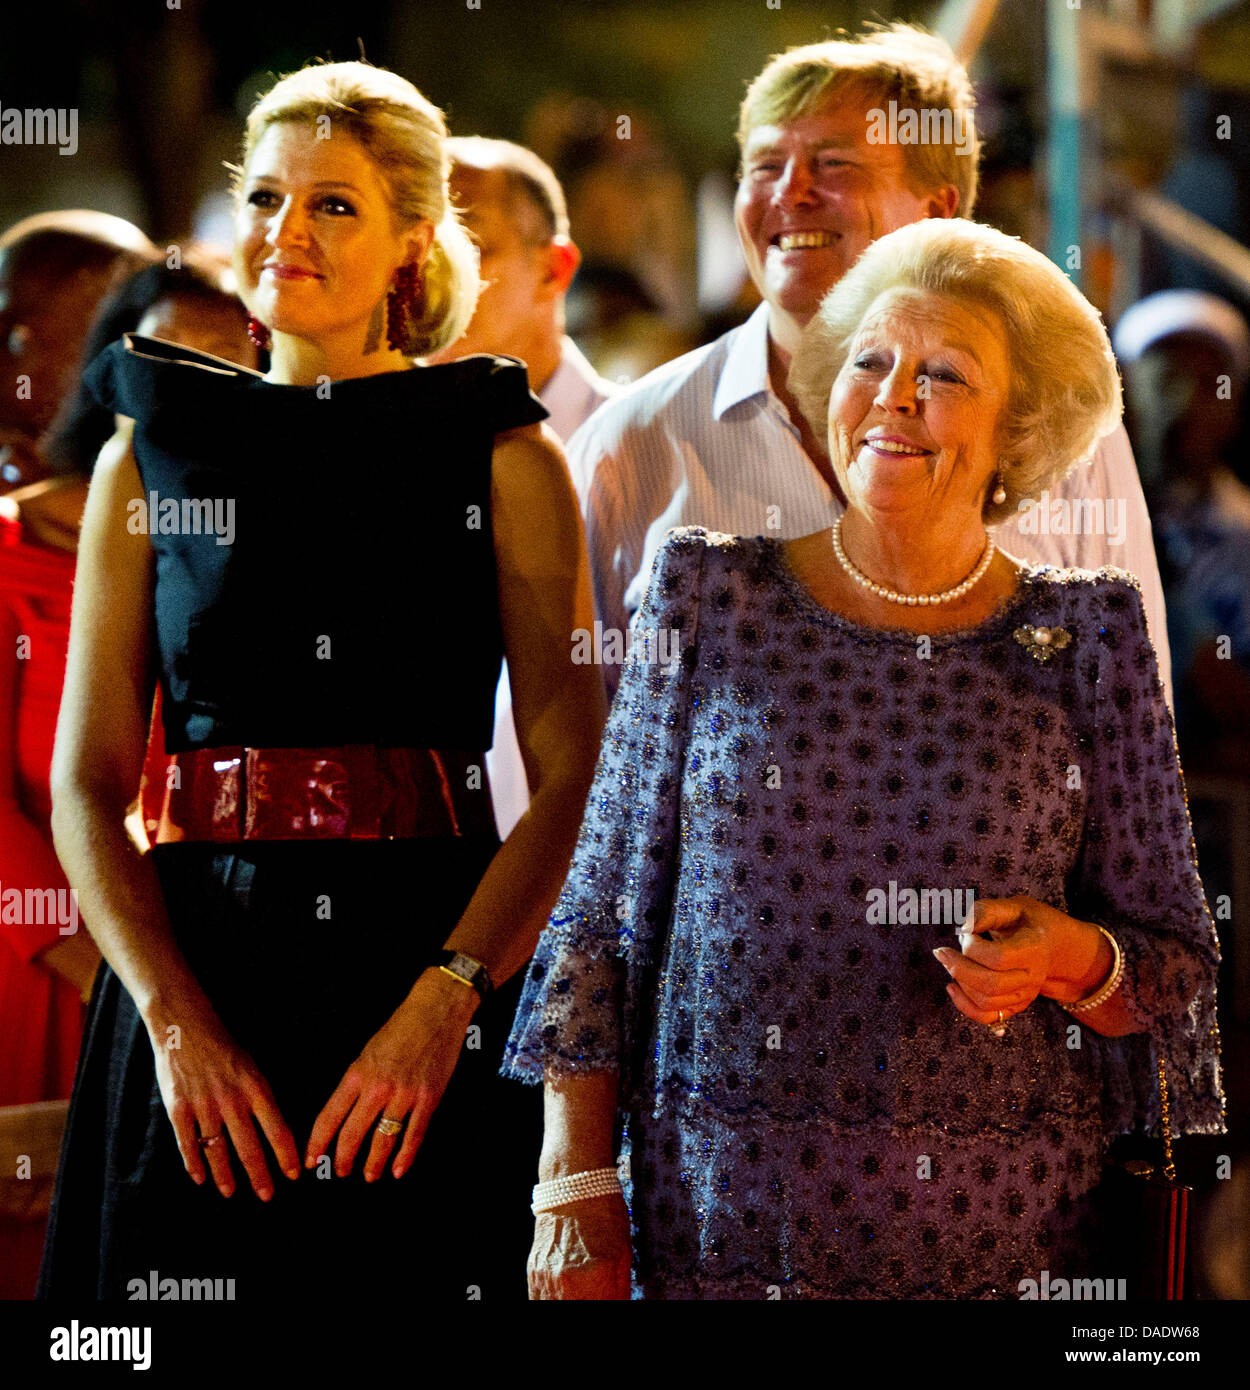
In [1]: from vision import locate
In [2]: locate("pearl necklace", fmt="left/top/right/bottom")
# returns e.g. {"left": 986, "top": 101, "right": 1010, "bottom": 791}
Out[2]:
{"left": 831, "top": 515, "right": 996, "bottom": 606}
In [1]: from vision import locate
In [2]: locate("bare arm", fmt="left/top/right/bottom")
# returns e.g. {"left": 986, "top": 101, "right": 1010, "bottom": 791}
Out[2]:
{"left": 48, "top": 420, "right": 206, "bottom": 1033}
{"left": 1040, "top": 917, "right": 1141, "bottom": 1037}
{"left": 439, "top": 421, "right": 607, "bottom": 986}
{"left": 940, "top": 897, "right": 1144, "bottom": 1037}
{"left": 538, "top": 1068, "right": 618, "bottom": 1181}
{"left": 506, "top": 526, "right": 711, "bottom": 1299}
{"left": 529, "top": 1067, "right": 632, "bottom": 1300}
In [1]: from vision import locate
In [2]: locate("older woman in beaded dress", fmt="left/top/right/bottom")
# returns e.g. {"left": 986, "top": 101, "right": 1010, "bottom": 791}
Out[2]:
{"left": 504, "top": 218, "right": 1225, "bottom": 1300}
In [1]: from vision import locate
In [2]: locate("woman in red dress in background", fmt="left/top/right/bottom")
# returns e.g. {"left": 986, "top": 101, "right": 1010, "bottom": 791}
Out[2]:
{"left": 0, "top": 513, "right": 86, "bottom": 1104}
{"left": 0, "top": 252, "right": 256, "bottom": 1296}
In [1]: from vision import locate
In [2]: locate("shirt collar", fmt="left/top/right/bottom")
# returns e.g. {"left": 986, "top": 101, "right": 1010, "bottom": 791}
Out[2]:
{"left": 712, "top": 300, "right": 774, "bottom": 420}
{"left": 540, "top": 336, "right": 614, "bottom": 441}
{"left": 541, "top": 337, "right": 602, "bottom": 405}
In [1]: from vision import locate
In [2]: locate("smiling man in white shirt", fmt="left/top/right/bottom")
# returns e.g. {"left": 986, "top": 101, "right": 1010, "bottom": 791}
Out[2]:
{"left": 568, "top": 22, "right": 1170, "bottom": 703}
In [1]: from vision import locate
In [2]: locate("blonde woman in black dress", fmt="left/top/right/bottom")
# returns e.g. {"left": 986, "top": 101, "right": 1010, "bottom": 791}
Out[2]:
{"left": 39, "top": 61, "right": 605, "bottom": 1300}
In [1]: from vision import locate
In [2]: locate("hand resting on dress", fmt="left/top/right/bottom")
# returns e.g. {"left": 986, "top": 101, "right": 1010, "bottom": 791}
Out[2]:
{"left": 146, "top": 994, "right": 301, "bottom": 1201}
{"left": 933, "top": 893, "right": 1141, "bottom": 1037}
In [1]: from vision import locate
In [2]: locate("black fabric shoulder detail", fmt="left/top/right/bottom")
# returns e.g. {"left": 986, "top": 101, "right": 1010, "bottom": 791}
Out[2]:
{"left": 466, "top": 354, "right": 549, "bottom": 434}
{"left": 80, "top": 338, "right": 122, "bottom": 415}
{"left": 81, "top": 337, "right": 549, "bottom": 433}
{"left": 116, "top": 333, "right": 249, "bottom": 375}
{"left": 81, "top": 334, "right": 255, "bottom": 420}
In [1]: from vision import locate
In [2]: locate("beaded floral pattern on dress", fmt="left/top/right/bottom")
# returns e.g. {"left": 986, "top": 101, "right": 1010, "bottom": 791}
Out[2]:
{"left": 504, "top": 529, "right": 1224, "bottom": 1299}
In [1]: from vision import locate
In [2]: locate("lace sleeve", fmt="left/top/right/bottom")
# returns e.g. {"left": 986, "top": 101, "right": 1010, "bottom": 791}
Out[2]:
{"left": 1070, "top": 573, "right": 1225, "bottom": 1136}
{"left": 501, "top": 527, "right": 706, "bottom": 1086}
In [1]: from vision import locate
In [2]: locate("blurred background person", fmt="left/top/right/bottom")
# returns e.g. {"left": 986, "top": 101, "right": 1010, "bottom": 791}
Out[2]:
{"left": 1115, "top": 291, "right": 1250, "bottom": 1059}
{"left": 40, "top": 249, "right": 261, "bottom": 525}
{"left": 433, "top": 136, "right": 613, "bottom": 439}
{"left": 1116, "top": 290, "right": 1250, "bottom": 770}
{"left": 0, "top": 246, "right": 255, "bottom": 1298}
{"left": 0, "top": 212, "right": 157, "bottom": 493}
{"left": 523, "top": 94, "right": 698, "bottom": 380}
{"left": 429, "top": 136, "right": 616, "bottom": 841}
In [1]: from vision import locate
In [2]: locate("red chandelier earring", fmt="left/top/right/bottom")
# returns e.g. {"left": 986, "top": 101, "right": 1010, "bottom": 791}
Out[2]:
{"left": 246, "top": 316, "right": 271, "bottom": 351}
{"left": 386, "top": 263, "right": 424, "bottom": 352}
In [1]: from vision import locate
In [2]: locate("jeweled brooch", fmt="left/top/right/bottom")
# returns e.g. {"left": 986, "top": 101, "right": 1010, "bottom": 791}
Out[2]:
{"left": 1013, "top": 624, "right": 1071, "bottom": 662}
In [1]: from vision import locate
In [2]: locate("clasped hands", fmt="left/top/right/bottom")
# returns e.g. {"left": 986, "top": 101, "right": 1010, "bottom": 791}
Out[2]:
{"left": 152, "top": 965, "right": 479, "bottom": 1200}
{"left": 931, "top": 894, "right": 1110, "bottom": 1031}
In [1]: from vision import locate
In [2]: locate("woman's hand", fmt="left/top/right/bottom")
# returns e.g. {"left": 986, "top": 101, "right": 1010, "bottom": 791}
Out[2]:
{"left": 305, "top": 967, "right": 478, "bottom": 1182}
{"left": 933, "top": 894, "right": 1110, "bottom": 1027}
{"left": 528, "top": 1195, "right": 633, "bottom": 1300}
{"left": 148, "top": 1002, "right": 301, "bottom": 1201}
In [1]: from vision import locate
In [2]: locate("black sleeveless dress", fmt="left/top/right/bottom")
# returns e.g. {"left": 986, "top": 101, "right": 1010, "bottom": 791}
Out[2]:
{"left": 38, "top": 335, "right": 549, "bottom": 1301}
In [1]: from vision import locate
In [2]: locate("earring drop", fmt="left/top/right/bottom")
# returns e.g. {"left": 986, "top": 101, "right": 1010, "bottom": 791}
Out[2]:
{"left": 246, "top": 316, "right": 271, "bottom": 351}
{"left": 992, "top": 474, "right": 1007, "bottom": 505}
{"left": 386, "top": 263, "right": 424, "bottom": 352}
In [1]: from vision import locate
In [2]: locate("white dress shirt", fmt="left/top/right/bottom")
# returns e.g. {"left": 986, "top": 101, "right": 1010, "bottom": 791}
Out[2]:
{"left": 567, "top": 300, "right": 1172, "bottom": 704}
{"left": 487, "top": 335, "right": 618, "bottom": 841}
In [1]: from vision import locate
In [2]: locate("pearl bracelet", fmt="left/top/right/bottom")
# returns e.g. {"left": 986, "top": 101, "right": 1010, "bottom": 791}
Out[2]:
{"left": 531, "top": 1165, "right": 624, "bottom": 1214}
{"left": 1063, "top": 925, "right": 1124, "bottom": 1014}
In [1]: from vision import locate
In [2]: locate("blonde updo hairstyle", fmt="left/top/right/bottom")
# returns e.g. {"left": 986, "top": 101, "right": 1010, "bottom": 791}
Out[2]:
{"left": 229, "top": 61, "right": 480, "bottom": 355}
{"left": 789, "top": 219, "right": 1124, "bottom": 525}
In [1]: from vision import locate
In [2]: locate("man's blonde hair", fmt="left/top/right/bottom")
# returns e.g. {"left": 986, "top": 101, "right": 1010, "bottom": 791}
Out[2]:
{"left": 737, "top": 22, "right": 981, "bottom": 217}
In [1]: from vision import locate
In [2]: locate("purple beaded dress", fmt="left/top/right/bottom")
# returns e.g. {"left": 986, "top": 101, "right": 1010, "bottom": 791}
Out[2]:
{"left": 503, "top": 528, "right": 1224, "bottom": 1299}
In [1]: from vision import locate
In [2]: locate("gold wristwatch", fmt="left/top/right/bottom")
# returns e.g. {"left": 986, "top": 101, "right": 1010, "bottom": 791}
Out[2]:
{"left": 437, "top": 949, "right": 493, "bottom": 1000}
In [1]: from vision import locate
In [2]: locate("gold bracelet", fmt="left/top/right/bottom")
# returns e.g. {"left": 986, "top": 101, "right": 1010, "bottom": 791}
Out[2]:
{"left": 1063, "top": 925, "right": 1124, "bottom": 1013}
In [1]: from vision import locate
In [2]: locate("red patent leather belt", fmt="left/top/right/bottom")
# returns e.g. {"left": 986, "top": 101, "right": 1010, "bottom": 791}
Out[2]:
{"left": 149, "top": 745, "right": 495, "bottom": 844}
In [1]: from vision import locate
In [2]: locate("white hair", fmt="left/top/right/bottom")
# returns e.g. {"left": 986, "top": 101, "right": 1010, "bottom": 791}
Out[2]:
{"left": 789, "top": 218, "right": 1123, "bottom": 523}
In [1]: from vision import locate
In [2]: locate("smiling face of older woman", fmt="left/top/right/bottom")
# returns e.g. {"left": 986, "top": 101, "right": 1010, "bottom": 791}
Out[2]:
{"left": 828, "top": 287, "right": 1011, "bottom": 526}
